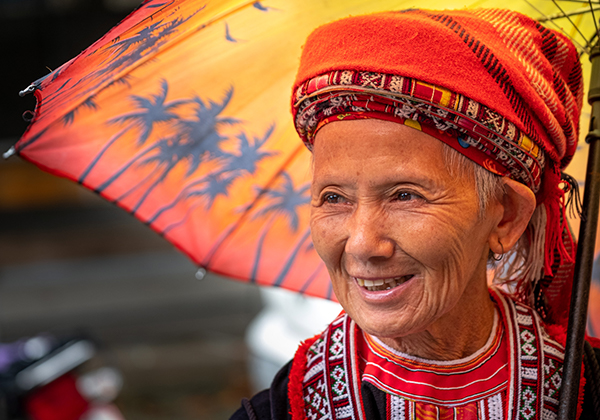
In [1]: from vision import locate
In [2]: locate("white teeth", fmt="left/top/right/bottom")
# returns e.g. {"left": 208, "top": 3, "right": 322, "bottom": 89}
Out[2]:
{"left": 356, "top": 275, "right": 413, "bottom": 291}
{"left": 362, "top": 279, "right": 384, "bottom": 287}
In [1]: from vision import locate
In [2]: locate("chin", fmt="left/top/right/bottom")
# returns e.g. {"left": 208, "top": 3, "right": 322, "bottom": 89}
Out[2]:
{"left": 347, "top": 305, "right": 429, "bottom": 341}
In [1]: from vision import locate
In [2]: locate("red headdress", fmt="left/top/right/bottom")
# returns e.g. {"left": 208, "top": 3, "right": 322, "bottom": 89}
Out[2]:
{"left": 291, "top": 9, "right": 584, "bottom": 326}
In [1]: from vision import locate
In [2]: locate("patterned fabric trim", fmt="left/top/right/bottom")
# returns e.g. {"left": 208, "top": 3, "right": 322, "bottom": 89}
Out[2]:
{"left": 300, "top": 314, "right": 365, "bottom": 420}
{"left": 360, "top": 312, "right": 507, "bottom": 405}
{"left": 290, "top": 291, "right": 565, "bottom": 420}
{"left": 293, "top": 70, "right": 546, "bottom": 193}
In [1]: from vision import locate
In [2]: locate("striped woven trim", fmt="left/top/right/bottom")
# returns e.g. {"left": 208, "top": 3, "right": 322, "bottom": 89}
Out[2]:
{"left": 293, "top": 70, "right": 547, "bottom": 192}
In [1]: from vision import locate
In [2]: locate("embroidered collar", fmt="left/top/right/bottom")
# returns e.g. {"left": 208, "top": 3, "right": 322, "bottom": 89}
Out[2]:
{"left": 290, "top": 290, "right": 565, "bottom": 420}
{"left": 359, "top": 310, "right": 508, "bottom": 406}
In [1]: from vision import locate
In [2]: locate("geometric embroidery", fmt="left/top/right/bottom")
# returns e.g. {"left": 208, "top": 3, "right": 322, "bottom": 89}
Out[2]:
{"left": 511, "top": 299, "right": 564, "bottom": 420}
{"left": 297, "top": 292, "right": 566, "bottom": 420}
{"left": 334, "top": 405, "right": 353, "bottom": 419}
{"left": 303, "top": 327, "right": 333, "bottom": 420}
{"left": 542, "top": 342, "right": 563, "bottom": 415}
{"left": 388, "top": 393, "right": 507, "bottom": 419}
{"left": 520, "top": 386, "right": 536, "bottom": 419}
{"left": 390, "top": 394, "right": 405, "bottom": 420}
{"left": 488, "top": 393, "right": 503, "bottom": 420}
{"left": 514, "top": 301, "right": 541, "bottom": 420}
{"left": 305, "top": 380, "right": 330, "bottom": 419}
{"left": 521, "top": 330, "right": 537, "bottom": 357}
{"left": 516, "top": 313, "right": 533, "bottom": 326}
{"left": 331, "top": 366, "right": 347, "bottom": 397}
{"left": 330, "top": 328, "right": 344, "bottom": 358}
{"left": 522, "top": 367, "right": 538, "bottom": 380}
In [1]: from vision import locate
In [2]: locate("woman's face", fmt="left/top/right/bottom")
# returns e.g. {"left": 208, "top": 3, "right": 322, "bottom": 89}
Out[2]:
{"left": 310, "top": 119, "right": 501, "bottom": 341}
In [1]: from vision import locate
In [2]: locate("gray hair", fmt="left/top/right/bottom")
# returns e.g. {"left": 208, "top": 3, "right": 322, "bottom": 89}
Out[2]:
{"left": 442, "top": 145, "right": 544, "bottom": 302}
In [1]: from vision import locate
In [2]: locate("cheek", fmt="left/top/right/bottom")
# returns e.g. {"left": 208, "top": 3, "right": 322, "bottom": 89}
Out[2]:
{"left": 405, "top": 211, "right": 484, "bottom": 279}
{"left": 310, "top": 211, "right": 344, "bottom": 267}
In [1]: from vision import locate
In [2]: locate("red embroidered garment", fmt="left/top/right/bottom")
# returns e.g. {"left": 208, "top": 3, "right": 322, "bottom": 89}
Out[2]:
{"left": 289, "top": 291, "right": 564, "bottom": 420}
{"left": 359, "top": 312, "right": 508, "bottom": 407}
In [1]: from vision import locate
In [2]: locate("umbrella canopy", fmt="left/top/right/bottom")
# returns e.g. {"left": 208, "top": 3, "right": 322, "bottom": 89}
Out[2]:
{"left": 9, "top": 0, "right": 598, "bottom": 302}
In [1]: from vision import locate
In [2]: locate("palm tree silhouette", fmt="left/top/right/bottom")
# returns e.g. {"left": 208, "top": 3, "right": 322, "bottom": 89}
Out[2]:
{"left": 147, "top": 167, "right": 238, "bottom": 225}
{"left": 221, "top": 125, "right": 278, "bottom": 174}
{"left": 95, "top": 88, "right": 237, "bottom": 214}
{"left": 160, "top": 170, "right": 243, "bottom": 233}
{"left": 107, "top": 21, "right": 164, "bottom": 56}
{"left": 148, "top": 124, "right": 277, "bottom": 227}
{"left": 62, "top": 97, "right": 98, "bottom": 126}
{"left": 80, "top": 79, "right": 187, "bottom": 183}
{"left": 272, "top": 228, "right": 313, "bottom": 287}
{"left": 111, "top": 78, "right": 188, "bottom": 146}
{"left": 92, "top": 12, "right": 196, "bottom": 81}
{"left": 173, "top": 88, "right": 239, "bottom": 177}
{"left": 249, "top": 172, "right": 310, "bottom": 283}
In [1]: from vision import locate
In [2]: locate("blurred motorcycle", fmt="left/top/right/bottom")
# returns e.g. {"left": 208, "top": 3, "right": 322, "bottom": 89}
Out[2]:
{"left": 0, "top": 335, "right": 124, "bottom": 420}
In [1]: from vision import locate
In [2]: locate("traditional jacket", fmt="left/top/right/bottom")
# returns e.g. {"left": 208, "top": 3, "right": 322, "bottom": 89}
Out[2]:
{"left": 231, "top": 290, "right": 600, "bottom": 420}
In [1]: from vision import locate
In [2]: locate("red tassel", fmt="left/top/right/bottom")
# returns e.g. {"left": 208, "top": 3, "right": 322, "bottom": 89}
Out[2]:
{"left": 545, "top": 322, "right": 568, "bottom": 347}
{"left": 542, "top": 168, "right": 577, "bottom": 276}
{"left": 288, "top": 334, "right": 319, "bottom": 420}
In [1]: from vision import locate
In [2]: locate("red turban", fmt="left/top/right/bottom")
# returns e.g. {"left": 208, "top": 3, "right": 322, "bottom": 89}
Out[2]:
{"left": 291, "top": 8, "right": 584, "bottom": 325}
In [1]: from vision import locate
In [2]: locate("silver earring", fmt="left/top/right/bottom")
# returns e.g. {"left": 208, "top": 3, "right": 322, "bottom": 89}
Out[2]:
{"left": 492, "top": 241, "right": 505, "bottom": 262}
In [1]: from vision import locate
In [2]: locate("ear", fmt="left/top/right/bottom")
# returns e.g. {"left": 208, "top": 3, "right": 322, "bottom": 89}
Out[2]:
{"left": 488, "top": 178, "right": 536, "bottom": 254}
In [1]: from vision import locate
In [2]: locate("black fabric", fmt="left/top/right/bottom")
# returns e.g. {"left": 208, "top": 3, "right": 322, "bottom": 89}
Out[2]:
{"left": 269, "top": 361, "right": 292, "bottom": 420}
{"left": 230, "top": 361, "right": 292, "bottom": 420}
{"left": 230, "top": 390, "right": 271, "bottom": 420}
{"left": 361, "top": 381, "right": 387, "bottom": 418}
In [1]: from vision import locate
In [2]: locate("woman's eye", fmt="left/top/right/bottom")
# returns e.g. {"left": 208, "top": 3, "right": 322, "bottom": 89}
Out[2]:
{"left": 323, "top": 193, "right": 346, "bottom": 204}
{"left": 396, "top": 191, "right": 419, "bottom": 201}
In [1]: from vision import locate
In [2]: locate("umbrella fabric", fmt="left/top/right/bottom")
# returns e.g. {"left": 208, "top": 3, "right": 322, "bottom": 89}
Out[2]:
{"left": 11, "top": 0, "right": 598, "bottom": 304}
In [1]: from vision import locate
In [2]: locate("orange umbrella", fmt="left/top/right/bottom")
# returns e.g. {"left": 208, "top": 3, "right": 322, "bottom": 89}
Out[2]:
{"left": 7, "top": 0, "right": 598, "bottom": 302}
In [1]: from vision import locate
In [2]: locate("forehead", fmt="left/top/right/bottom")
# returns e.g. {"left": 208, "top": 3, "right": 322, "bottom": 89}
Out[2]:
{"left": 311, "top": 119, "right": 456, "bottom": 187}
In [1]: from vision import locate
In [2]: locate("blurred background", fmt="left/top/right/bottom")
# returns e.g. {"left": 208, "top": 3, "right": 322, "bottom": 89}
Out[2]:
{"left": 4, "top": 1, "right": 600, "bottom": 419}
{"left": 0, "top": 1, "right": 341, "bottom": 418}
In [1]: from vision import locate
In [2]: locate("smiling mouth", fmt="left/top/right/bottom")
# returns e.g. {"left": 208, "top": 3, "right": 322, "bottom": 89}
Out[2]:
{"left": 355, "top": 275, "right": 414, "bottom": 291}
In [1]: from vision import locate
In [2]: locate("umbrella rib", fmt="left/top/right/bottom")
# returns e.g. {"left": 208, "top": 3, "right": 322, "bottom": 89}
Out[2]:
{"left": 201, "top": 143, "right": 307, "bottom": 269}
{"left": 559, "top": 0, "right": 600, "bottom": 4}
{"left": 589, "top": 0, "right": 600, "bottom": 44}
{"left": 552, "top": 0, "right": 592, "bottom": 51}
{"left": 537, "top": 5, "right": 600, "bottom": 21}
{"left": 29, "top": 0, "right": 264, "bottom": 151}
{"left": 525, "top": 0, "right": 590, "bottom": 54}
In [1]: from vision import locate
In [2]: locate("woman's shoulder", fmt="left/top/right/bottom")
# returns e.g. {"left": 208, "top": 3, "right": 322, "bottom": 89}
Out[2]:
{"left": 229, "top": 361, "right": 293, "bottom": 420}
{"left": 229, "top": 315, "right": 345, "bottom": 420}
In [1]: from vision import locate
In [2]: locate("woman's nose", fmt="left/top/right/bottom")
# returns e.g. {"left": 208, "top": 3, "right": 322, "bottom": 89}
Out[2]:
{"left": 344, "top": 204, "right": 395, "bottom": 262}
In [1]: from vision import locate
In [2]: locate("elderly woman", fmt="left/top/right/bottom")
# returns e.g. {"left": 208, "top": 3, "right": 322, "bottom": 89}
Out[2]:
{"left": 233, "top": 8, "right": 595, "bottom": 420}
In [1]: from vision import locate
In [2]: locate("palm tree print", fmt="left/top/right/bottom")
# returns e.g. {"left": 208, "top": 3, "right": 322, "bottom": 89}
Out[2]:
{"left": 221, "top": 126, "right": 278, "bottom": 175}
{"left": 173, "top": 88, "right": 239, "bottom": 176}
{"left": 91, "top": 10, "right": 199, "bottom": 81}
{"left": 147, "top": 125, "right": 277, "bottom": 226}
{"left": 94, "top": 87, "right": 237, "bottom": 215}
{"left": 249, "top": 172, "right": 311, "bottom": 283}
{"left": 111, "top": 79, "right": 188, "bottom": 147}
{"left": 160, "top": 171, "right": 244, "bottom": 234}
{"left": 272, "top": 228, "right": 312, "bottom": 286}
{"left": 80, "top": 79, "right": 187, "bottom": 183}
{"left": 62, "top": 97, "right": 98, "bottom": 126}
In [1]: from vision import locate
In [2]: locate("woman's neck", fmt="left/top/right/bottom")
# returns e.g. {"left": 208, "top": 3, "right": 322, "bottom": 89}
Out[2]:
{"left": 377, "top": 285, "right": 496, "bottom": 361}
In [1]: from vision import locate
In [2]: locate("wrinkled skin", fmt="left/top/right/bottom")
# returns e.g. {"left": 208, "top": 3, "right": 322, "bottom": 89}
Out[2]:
{"left": 310, "top": 119, "right": 534, "bottom": 360}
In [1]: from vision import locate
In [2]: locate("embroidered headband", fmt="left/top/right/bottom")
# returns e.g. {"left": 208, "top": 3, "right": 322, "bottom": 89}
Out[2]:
{"left": 291, "top": 9, "right": 584, "bottom": 324}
